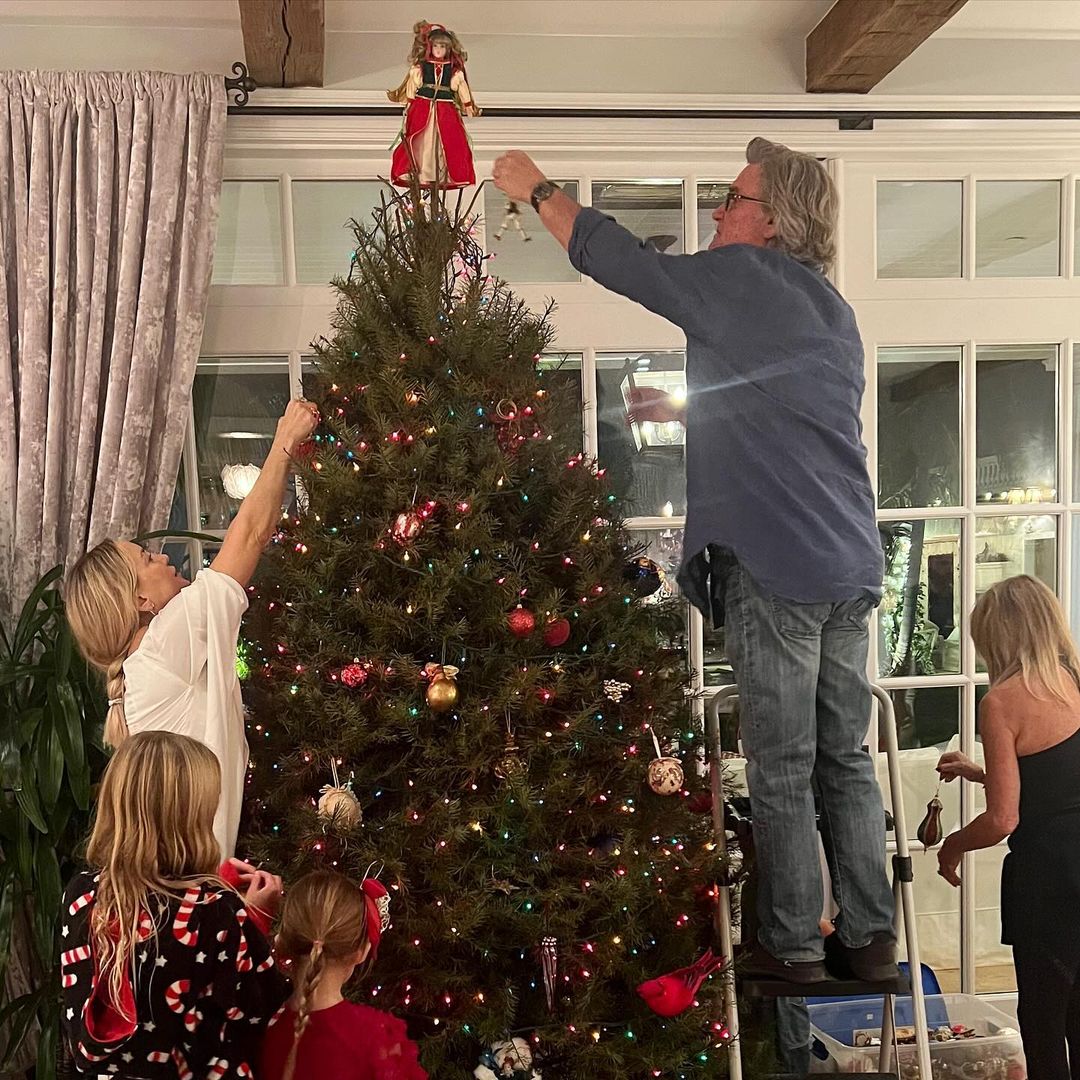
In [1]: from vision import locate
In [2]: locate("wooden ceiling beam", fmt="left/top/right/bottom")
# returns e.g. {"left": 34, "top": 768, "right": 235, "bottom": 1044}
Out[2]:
{"left": 238, "top": 0, "right": 324, "bottom": 88}
{"left": 806, "top": 0, "right": 968, "bottom": 94}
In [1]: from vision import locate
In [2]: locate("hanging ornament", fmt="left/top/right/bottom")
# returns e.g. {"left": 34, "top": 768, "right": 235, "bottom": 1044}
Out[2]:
{"left": 542, "top": 617, "right": 571, "bottom": 648}
{"left": 392, "top": 511, "right": 424, "bottom": 544}
{"left": 602, "top": 680, "right": 632, "bottom": 703}
{"left": 917, "top": 782, "right": 944, "bottom": 849}
{"left": 494, "top": 714, "right": 527, "bottom": 782}
{"left": 646, "top": 727, "right": 684, "bottom": 796}
{"left": 622, "top": 556, "right": 664, "bottom": 598}
{"left": 636, "top": 949, "right": 724, "bottom": 1017}
{"left": 507, "top": 607, "right": 536, "bottom": 639}
{"left": 341, "top": 662, "right": 369, "bottom": 688}
{"left": 318, "top": 760, "right": 362, "bottom": 829}
{"left": 686, "top": 791, "right": 714, "bottom": 815}
{"left": 235, "top": 640, "right": 253, "bottom": 682}
{"left": 539, "top": 936, "right": 558, "bottom": 1013}
{"left": 424, "top": 663, "right": 460, "bottom": 713}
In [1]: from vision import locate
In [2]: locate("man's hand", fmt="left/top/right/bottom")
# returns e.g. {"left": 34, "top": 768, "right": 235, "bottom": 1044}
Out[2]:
{"left": 492, "top": 151, "right": 547, "bottom": 204}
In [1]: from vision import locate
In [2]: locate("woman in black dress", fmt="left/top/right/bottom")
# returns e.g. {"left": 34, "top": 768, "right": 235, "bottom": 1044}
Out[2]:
{"left": 937, "top": 575, "right": 1080, "bottom": 1080}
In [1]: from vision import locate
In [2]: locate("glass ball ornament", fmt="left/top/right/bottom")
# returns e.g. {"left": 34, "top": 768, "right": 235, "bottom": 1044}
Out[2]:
{"left": 647, "top": 756, "right": 684, "bottom": 796}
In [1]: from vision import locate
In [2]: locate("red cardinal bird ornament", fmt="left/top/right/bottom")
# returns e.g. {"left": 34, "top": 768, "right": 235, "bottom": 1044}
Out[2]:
{"left": 636, "top": 948, "right": 725, "bottom": 1017}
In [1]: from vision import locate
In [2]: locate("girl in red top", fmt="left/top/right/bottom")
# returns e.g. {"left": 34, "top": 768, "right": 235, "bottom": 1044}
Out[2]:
{"left": 260, "top": 871, "right": 427, "bottom": 1080}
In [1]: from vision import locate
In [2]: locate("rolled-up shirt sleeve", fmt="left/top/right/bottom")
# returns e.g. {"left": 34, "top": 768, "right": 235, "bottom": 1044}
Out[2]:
{"left": 568, "top": 207, "right": 717, "bottom": 335}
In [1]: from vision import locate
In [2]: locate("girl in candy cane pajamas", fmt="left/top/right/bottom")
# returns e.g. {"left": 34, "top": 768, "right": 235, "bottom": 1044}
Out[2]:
{"left": 60, "top": 732, "right": 288, "bottom": 1078}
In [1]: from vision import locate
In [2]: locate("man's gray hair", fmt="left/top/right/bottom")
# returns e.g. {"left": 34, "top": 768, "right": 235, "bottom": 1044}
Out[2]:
{"left": 746, "top": 137, "right": 837, "bottom": 273}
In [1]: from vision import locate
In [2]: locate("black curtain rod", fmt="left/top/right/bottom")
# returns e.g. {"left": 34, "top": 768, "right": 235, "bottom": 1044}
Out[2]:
{"left": 222, "top": 63, "right": 1080, "bottom": 131}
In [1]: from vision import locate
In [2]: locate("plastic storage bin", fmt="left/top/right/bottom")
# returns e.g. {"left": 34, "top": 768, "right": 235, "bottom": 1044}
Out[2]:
{"left": 808, "top": 993, "right": 1026, "bottom": 1078}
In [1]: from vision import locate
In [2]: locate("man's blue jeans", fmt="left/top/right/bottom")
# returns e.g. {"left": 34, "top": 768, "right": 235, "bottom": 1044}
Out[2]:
{"left": 715, "top": 553, "right": 894, "bottom": 962}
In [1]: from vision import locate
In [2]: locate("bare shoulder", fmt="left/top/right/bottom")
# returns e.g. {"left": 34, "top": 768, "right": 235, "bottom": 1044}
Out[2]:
{"left": 979, "top": 679, "right": 1024, "bottom": 730}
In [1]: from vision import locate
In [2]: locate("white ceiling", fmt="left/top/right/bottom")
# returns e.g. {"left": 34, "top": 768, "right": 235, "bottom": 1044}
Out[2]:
{"left": 2, "top": 0, "right": 1080, "bottom": 97}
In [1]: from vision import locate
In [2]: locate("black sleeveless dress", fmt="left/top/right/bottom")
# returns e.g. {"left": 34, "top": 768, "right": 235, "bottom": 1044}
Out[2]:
{"left": 1001, "top": 726, "right": 1080, "bottom": 950}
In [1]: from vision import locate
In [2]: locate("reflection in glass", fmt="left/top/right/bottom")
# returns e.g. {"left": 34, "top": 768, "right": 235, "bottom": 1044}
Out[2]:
{"left": 877, "top": 347, "right": 961, "bottom": 509}
{"left": 879, "top": 519, "right": 961, "bottom": 678}
{"left": 538, "top": 354, "right": 584, "bottom": 453}
{"left": 626, "top": 528, "right": 688, "bottom": 655}
{"left": 876, "top": 181, "right": 962, "bottom": 279}
{"left": 975, "top": 515, "right": 1057, "bottom": 601}
{"left": 213, "top": 181, "right": 283, "bottom": 285}
{"left": 597, "top": 352, "right": 686, "bottom": 517}
{"left": 592, "top": 181, "right": 684, "bottom": 255}
{"left": 193, "top": 358, "right": 292, "bottom": 529}
{"left": 1072, "top": 345, "right": 1080, "bottom": 501}
{"left": 976, "top": 344, "right": 1057, "bottom": 504}
{"left": 292, "top": 181, "right": 387, "bottom": 284}
{"left": 976, "top": 180, "right": 1060, "bottom": 278}
{"left": 484, "top": 182, "right": 580, "bottom": 283}
{"left": 696, "top": 181, "right": 731, "bottom": 252}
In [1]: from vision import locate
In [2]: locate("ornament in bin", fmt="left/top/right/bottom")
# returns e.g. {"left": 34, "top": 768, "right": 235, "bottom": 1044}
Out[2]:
{"left": 318, "top": 760, "right": 362, "bottom": 830}
{"left": 623, "top": 556, "right": 663, "bottom": 598}
{"left": 424, "top": 662, "right": 460, "bottom": 713}
{"left": 542, "top": 617, "right": 571, "bottom": 648}
{"left": 637, "top": 949, "right": 724, "bottom": 1017}
{"left": 507, "top": 606, "right": 536, "bottom": 639}
{"left": 646, "top": 727, "right": 684, "bottom": 796}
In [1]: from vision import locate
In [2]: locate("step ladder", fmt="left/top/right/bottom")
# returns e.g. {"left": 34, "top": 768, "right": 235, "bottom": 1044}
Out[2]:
{"left": 704, "top": 684, "right": 934, "bottom": 1080}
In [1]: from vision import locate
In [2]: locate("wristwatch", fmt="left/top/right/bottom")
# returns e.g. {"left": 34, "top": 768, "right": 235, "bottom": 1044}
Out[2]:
{"left": 530, "top": 181, "right": 560, "bottom": 213}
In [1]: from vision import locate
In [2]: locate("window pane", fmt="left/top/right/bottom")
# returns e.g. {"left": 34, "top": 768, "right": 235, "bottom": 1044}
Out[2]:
{"left": 213, "top": 181, "right": 283, "bottom": 285}
{"left": 592, "top": 181, "right": 684, "bottom": 256}
{"left": 879, "top": 519, "right": 961, "bottom": 679}
{"left": 976, "top": 180, "right": 1060, "bottom": 277}
{"left": 976, "top": 344, "right": 1057, "bottom": 505}
{"left": 292, "top": 180, "right": 387, "bottom": 284}
{"left": 973, "top": 846, "right": 1015, "bottom": 993}
{"left": 483, "top": 182, "right": 579, "bottom": 283}
{"left": 539, "top": 353, "right": 583, "bottom": 453}
{"left": 696, "top": 181, "right": 730, "bottom": 252}
{"left": 596, "top": 351, "right": 686, "bottom": 518}
{"left": 1073, "top": 344, "right": 1080, "bottom": 501}
{"left": 975, "top": 514, "right": 1058, "bottom": 598}
{"left": 877, "top": 346, "right": 961, "bottom": 509}
{"left": 1072, "top": 513, "right": 1080, "bottom": 640}
{"left": 876, "top": 181, "right": 962, "bottom": 279}
{"left": 193, "top": 357, "right": 292, "bottom": 529}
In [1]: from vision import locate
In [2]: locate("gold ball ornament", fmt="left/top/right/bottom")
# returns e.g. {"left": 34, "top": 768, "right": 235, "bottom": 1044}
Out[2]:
{"left": 318, "top": 785, "right": 363, "bottom": 828}
{"left": 647, "top": 756, "right": 685, "bottom": 796}
{"left": 425, "top": 664, "right": 460, "bottom": 713}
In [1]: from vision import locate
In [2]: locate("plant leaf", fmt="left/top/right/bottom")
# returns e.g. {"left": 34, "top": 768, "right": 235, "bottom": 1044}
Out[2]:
{"left": 33, "top": 843, "right": 62, "bottom": 962}
{"left": 53, "top": 618, "right": 73, "bottom": 681}
{"left": 0, "top": 863, "right": 14, "bottom": 989}
{"left": 36, "top": 715, "right": 64, "bottom": 811}
{"left": 10, "top": 565, "right": 62, "bottom": 660}
{"left": 0, "top": 984, "right": 49, "bottom": 1071}
{"left": 35, "top": 1000, "right": 57, "bottom": 1080}
{"left": 50, "top": 680, "right": 86, "bottom": 781}
{"left": 14, "top": 748, "right": 48, "bottom": 833}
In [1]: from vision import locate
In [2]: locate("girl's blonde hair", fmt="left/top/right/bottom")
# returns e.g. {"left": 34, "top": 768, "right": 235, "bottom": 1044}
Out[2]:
{"left": 745, "top": 137, "right": 838, "bottom": 273}
{"left": 275, "top": 872, "right": 371, "bottom": 1080}
{"left": 64, "top": 539, "right": 141, "bottom": 748}
{"left": 86, "top": 731, "right": 222, "bottom": 1018}
{"left": 971, "top": 575, "right": 1080, "bottom": 703}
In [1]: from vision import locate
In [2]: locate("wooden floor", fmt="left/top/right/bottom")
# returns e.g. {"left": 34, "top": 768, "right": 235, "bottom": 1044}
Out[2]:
{"left": 935, "top": 965, "right": 1016, "bottom": 993}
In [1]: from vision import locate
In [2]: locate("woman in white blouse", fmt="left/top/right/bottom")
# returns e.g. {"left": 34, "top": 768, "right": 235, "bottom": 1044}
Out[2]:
{"left": 65, "top": 398, "right": 319, "bottom": 859}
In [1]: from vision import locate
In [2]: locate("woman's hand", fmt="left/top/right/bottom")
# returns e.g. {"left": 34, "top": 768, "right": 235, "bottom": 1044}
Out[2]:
{"left": 937, "top": 751, "right": 985, "bottom": 784}
{"left": 245, "top": 870, "right": 284, "bottom": 916}
{"left": 937, "top": 836, "right": 962, "bottom": 887}
{"left": 274, "top": 399, "right": 320, "bottom": 455}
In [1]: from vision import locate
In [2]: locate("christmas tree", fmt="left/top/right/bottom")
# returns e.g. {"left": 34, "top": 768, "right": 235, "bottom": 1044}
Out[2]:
{"left": 241, "top": 187, "right": 729, "bottom": 1079}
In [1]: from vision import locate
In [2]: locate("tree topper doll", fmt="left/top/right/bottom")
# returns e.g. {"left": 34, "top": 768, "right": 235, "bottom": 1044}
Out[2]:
{"left": 388, "top": 21, "right": 480, "bottom": 190}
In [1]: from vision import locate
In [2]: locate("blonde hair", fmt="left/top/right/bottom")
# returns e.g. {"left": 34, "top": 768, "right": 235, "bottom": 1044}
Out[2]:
{"left": 64, "top": 539, "right": 141, "bottom": 748}
{"left": 971, "top": 575, "right": 1080, "bottom": 704}
{"left": 745, "top": 137, "right": 837, "bottom": 273}
{"left": 86, "top": 732, "right": 222, "bottom": 1020}
{"left": 275, "top": 872, "right": 371, "bottom": 1080}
